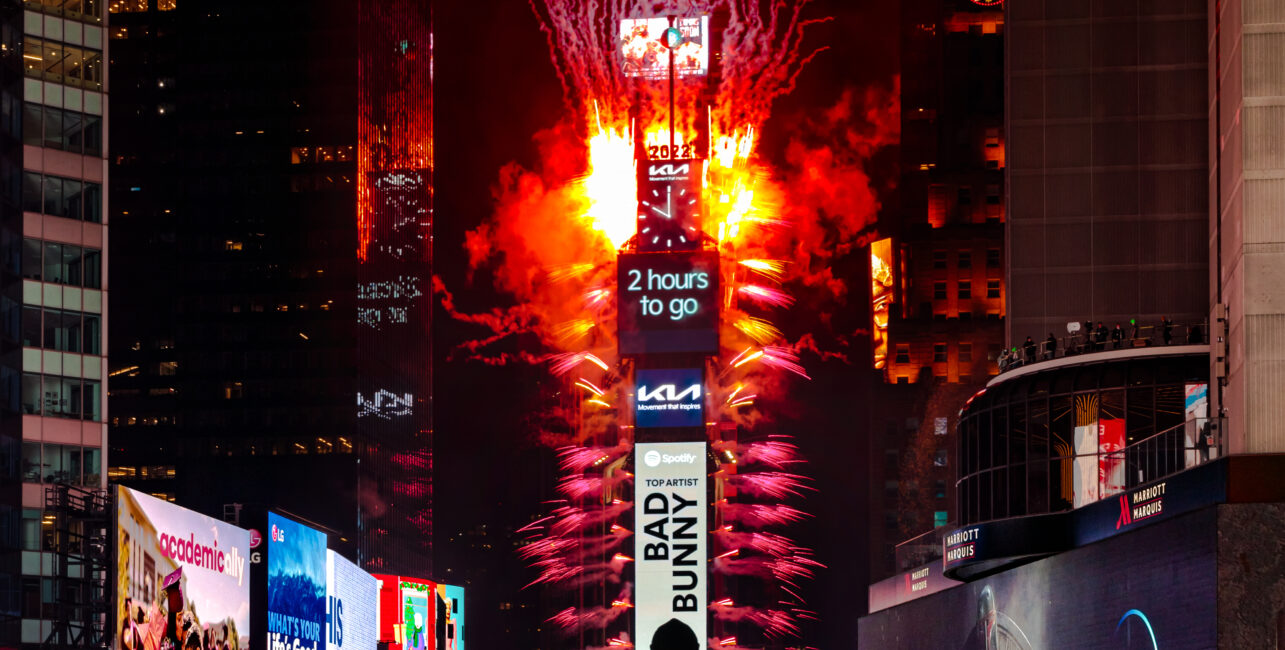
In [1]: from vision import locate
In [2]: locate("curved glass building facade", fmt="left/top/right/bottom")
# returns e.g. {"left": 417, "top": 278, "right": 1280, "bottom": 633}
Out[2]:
{"left": 957, "top": 347, "right": 1210, "bottom": 524}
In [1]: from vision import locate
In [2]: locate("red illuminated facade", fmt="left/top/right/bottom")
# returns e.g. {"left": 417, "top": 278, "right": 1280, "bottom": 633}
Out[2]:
{"left": 357, "top": 0, "right": 434, "bottom": 576}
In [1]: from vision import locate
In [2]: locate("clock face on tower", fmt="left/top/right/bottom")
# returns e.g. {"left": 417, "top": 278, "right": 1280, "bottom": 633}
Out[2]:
{"left": 637, "top": 159, "right": 702, "bottom": 252}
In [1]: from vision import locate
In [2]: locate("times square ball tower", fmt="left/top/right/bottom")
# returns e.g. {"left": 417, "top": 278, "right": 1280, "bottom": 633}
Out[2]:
{"left": 507, "top": 4, "right": 826, "bottom": 649}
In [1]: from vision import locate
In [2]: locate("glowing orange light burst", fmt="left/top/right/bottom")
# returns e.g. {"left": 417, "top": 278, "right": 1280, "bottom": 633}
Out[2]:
{"left": 734, "top": 316, "right": 783, "bottom": 344}
{"left": 581, "top": 118, "right": 636, "bottom": 250}
{"left": 739, "top": 258, "right": 788, "bottom": 282}
{"left": 739, "top": 284, "right": 795, "bottom": 308}
{"left": 553, "top": 318, "right": 595, "bottom": 344}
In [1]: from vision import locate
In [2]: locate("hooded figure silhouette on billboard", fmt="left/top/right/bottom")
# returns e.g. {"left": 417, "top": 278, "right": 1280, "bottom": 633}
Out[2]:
{"left": 650, "top": 618, "right": 699, "bottom": 650}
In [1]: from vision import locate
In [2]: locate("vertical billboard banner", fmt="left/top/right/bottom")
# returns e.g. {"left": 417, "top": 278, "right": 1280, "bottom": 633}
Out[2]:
{"left": 436, "top": 583, "right": 464, "bottom": 650}
{"left": 115, "top": 486, "right": 251, "bottom": 650}
{"left": 635, "top": 368, "right": 704, "bottom": 428}
{"left": 267, "top": 513, "right": 328, "bottom": 650}
{"left": 635, "top": 441, "right": 707, "bottom": 650}
{"left": 326, "top": 550, "right": 378, "bottom": 650}
{"left": 1098, "top": 419, "right": 1126, "bottom": 497}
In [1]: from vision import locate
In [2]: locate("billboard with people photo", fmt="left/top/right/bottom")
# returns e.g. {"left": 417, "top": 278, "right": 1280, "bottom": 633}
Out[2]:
{"left": 115, "top": 486, "right": 251, "bottom": 650}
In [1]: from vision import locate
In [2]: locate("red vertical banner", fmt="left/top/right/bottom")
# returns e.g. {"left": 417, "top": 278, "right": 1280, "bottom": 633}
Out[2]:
{"left": 1098, "top": 419, "right": 1126, "bottom": 497}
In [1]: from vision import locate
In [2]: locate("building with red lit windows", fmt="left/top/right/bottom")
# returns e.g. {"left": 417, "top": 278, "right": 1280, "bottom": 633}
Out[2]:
{"left": 108, "top": 0, "right": 433, "bottom": 579}
{"left": 865, "top": 0, "right": 1006, "bottom": 584}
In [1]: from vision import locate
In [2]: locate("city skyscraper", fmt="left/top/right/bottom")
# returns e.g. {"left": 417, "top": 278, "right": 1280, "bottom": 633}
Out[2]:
{"left": 108, "top": 0, "right": 432, "bottom": 577}
{"left": 8, "top": 0, "right": 109, "bottom": 644}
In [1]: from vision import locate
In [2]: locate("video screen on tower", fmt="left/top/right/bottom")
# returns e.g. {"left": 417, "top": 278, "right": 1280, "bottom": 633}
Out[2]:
{"left": 620, "top": 16, "right": 710, "bottom": 79}
{"left": 618, "top": 251, "right": 719, "bottom": 355}
{"left": 373, "top": 575, "right": 465, "bottom": 650}
{"left": 114, "top": 486, "right": 252, "bottom": 650}
{"left": 267, "top": 512, "right": 328, "bottom": 650}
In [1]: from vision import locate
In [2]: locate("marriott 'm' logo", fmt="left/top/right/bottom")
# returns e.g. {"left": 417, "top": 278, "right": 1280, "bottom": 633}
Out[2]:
{"left": 1116, "top": 494, "right": 1131, "bottom": 529}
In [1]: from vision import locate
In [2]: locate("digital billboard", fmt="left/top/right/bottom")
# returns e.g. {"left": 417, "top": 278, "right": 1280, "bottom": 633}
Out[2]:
{"left": 267, "top": 512, "right": 328, "bottom": 650}
{"left": 620, "top": 16, "right": 710, "bottom": 79}
{"left": 862, "top": 508, "right": 1217, "bottom": 648}
{"left": 326, "top": 550, "right": 378, "bottom": 650}
{"left": 437, "top": 584, "right": 464, "bottom": 650}
{"left": 618, "top": 251, "right": 719, "bottom": 355}
{"left": 115, "top": 486, "right": 251, "bottom": 650}
{"left": 635, "top": 368, "right": 704, "bottom": 428}
{"left": 375, "top": 575, "right": 436, "bottom": 650}
{"left": 635, "top": 441, "right": 707, "bottom": 649}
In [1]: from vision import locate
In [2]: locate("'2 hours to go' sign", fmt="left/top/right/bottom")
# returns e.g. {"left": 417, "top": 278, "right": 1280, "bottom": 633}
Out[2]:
{"left": 618, "top": 251, "right": 719, "bottom": 355}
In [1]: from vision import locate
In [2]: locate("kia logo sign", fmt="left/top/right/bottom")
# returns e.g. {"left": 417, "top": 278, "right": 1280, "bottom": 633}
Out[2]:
{"left": 644, "top": 450, "right": 662, "bottom": 467}
{"left": 635, "top": 369, "right": 704, "bottom": 428}
{"left": 648, "top": 163, "right": 691, "bottom": 180}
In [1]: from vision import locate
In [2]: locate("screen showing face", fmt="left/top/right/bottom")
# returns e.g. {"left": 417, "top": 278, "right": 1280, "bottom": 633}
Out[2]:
{"left": 618, "top": 251, "right": 719, "bottom": 355}
{"left": 860, "top": 508, "right": 1217, "bottom": 649}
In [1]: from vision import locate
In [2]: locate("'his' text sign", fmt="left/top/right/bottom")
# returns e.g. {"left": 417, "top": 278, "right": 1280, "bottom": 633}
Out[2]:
{"left": 635, "top": 442, "right": 707, "bottom": 649}
{"left": 619, "top": 251, "right": 719, "bottom": 354}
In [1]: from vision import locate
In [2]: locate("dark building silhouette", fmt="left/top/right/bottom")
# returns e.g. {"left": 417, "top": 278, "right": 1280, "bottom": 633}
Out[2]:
{"left": 108, "top": 0, "right": 432, "bottom": 577}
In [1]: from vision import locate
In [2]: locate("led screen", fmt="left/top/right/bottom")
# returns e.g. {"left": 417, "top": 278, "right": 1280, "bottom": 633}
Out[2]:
{"left": 375, "top": 575, "right": 439, "bottom": 650}
{"left": 618, "top": 251, "right": 719, "bottom": 355}
{"left": 860, "top": 508, "right": 1217, "bottom": 648}
{"left": 436, "top": 583, "right": 464, "bottom": 650}
{"left": 635, "top": 442, "right": 707, "bottom": 649}
{"left": 115, "top": 486, "right": 251, "bottom": 650}
{"left": 267, "top": 512, "right": 328, "bottom": 650}
{"left": 326, "top": 550, "right": 378, "bottom": 650}
{"left": 635, "top": 368, "right": 704, "bottom": 428}
{"left": 620, "top": 16, "right": 710, "bottom": 79}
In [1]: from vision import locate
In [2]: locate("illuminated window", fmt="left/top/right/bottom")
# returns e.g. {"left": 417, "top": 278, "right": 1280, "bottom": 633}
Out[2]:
{"left": 223, "top": 382, "right": 243, "bottom": 399}
{"left": 958, "top": 281, "right": 971, "bottom": 299}
{"left": 932, "top": 250, "right": 946, "bottom": 269}
{"left": 224, "top": 240, "right": 243, "bottom": 251}
{"left": 109, "top": 0, "right": 147, "bottom": 12}
{"left": 894, "top": 344, "right": 910, "bottom": 364}
{"left": 934, "top": 511, "right": 948, "bottom": 527}
{"left": 987, "top": 280, "right": 1001, "bottom": 298}
{"left": 933, "top": 344, "right": 947, "bottom": 363}
{"left": 290, "top": 147, "right": 312, "bottom": 164}
{"left": 157, "top": 0, "right": 174, "bottom": 9}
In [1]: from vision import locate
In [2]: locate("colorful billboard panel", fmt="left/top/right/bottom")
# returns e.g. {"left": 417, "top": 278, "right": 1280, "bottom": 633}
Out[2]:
{"left": 620, "top": 16, "right": 710, "bottom": 79}
{"left": 438, "top": 584, "right": 464, "bottom": 650}
{"left": 326, "top": 550, "right": 378, "bottom": 650}
{"left": 861, "top": 508, "right": 1217, "bottom": 648}
{"left": 618, "top": 251, "right": 719, "bottom": 355}
{"left": 375, "top": 575, "right": 435, "bottom": 650}
{"left": 635, "top": 368, "right": 704, "bottom": 428}
{"left": 115, "top": 486, "right": 251, "bottom": 650}
{"left": 635, "top": 441, "right": 707, "bottom": 649}
{"left": 267, "top": 512, "right": 327, "bottom": 650}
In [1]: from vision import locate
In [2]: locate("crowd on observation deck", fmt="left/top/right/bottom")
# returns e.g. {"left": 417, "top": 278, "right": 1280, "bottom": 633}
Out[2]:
{"left": 998, "top": 317, "right": 1206, "bottom": 372}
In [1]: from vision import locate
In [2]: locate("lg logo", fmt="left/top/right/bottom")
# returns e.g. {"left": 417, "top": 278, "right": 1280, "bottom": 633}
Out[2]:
{"left": 270, "top": 524, "right": 285, "bottom": 543}
{"left": 328, "top": 596, "right": 344, "bottom": 646}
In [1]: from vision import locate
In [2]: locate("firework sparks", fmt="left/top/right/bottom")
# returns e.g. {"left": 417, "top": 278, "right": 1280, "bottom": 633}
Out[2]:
{"left": 738, "top": 284, "right": 796, "bottom": 308}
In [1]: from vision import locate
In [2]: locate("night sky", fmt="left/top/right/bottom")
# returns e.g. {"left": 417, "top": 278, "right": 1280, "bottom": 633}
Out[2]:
{"left": 431, "top": 1, "right": 900, "bottom": 646}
